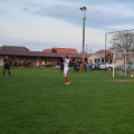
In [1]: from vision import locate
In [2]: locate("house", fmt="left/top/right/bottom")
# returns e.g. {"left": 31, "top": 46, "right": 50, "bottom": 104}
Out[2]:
{"left": 87, "top": 49, "right": 124, "bottom": 67}
{"left": 43, "top": 48, "right": 79, "bottom": 54}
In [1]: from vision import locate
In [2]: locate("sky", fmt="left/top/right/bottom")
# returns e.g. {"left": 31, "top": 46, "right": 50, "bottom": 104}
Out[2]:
{"left": 0, "top": 0, "right": 134, "bottom": 53}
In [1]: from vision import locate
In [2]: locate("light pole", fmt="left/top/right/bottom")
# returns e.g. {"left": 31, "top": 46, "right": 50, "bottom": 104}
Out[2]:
{"left": 80, "top": 6, "right": 87, "bottom": 73}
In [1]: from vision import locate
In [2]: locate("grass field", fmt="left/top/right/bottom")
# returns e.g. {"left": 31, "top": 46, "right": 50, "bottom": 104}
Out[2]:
{"left": 1, "top": 68, "right": 134, "bottom": 134}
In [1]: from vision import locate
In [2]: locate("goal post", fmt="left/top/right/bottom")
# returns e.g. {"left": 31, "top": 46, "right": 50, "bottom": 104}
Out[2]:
{"left": 113, "top": 52, "right": 134, "bottom": 78}
{"left": 105, "top": 29, "right": 134, "bottom": 78}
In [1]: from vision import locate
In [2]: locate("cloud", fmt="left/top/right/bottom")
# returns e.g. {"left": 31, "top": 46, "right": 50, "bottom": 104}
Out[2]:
{"left": 107, "top": 24, "right": 134, "bottom": 30}
{"left": 5, "top": 0, "right": 134, "bottom": 30}
{"left": 0, "top": 15, "right": 106, "bottom": 52}
{"left": 23, "top": 8, "right": 30, "bottom": 11}
{"left": 33, "top": 3, "right": 134, "bottom": 30}
{"left": 0, "top": 9, "right": 3, "bottom": 12}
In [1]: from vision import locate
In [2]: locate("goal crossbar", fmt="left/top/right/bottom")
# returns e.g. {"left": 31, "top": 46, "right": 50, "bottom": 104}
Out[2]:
{"left": 113, "top": 52, "right": 134, "bottom": 78}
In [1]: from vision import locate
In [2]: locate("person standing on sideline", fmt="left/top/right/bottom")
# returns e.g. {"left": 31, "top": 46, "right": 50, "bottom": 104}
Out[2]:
{"left": 84, "top": 60, "right": 87, "bottom": 73}
{"left": 9, "top": 58, "right": 12, "bottom": 67}
{"left": 62, "top": 55, "right": 70, "bottom": 85}
{"left": 74, "top": 60, "right": 78, "bottom": 73}
{"left": 88, "top": 62, "right": 91, "bottom": 73}
{"left": 3, "top": 56, "right": 11, "bottom": 76}
{"left": 56, "top": 61, "right": 60, "bottom": 72}
{"left": 89, "top": 62, "right": 93, "bottom": 73}
{"left": 23, "top": 59, "right": 26, "bottom": 67}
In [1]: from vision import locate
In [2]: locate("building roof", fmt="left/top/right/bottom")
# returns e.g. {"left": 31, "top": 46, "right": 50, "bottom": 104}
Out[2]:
{"left": 43, "top": 47, "right": 79, "bottom": 54}
{"left": 87, "top": 49, "right": 123, "bottom": 59}
{"left": 0, "top": 45, "right": 29, "bottom": 51}
{"left": 42, "top": 49, "right": 52, "bottom": 53}
{"left": 0, "top": 50, "right": 87, "bottom": 58}
{"left": 95, "top": 53, "right": 123, "bottom": 59}
{"left": 87, "top": 53, "right": 94, "bottom": 57}
{"left": 95, "top": 49, "right": 112, "bottom": 54}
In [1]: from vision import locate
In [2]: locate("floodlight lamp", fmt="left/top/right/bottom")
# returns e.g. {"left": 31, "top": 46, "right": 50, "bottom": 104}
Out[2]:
{"left": 83, "top": 6, "right": 87, "bottom": 10}
{"left": 80, "top": 7, "right": 83, "bottom": 10}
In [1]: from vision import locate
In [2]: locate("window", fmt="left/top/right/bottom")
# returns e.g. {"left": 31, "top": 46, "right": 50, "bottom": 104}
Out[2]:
{"left": 95, "top": 58, "right": 100, "bottom": 63}
{"left": 102, "top": 59, "right": 104, "bottom": 63}
{"left": 48, "top": 58, "right": 52, "bottom": 62}
{"left": 95, "top": 59, "right": 97, "bottom": 63}
{"left": 106, "top": 59, "right": 108, "bottom": 63}
{"left": 110, "top": 59, "right": 112, "bottom": 64}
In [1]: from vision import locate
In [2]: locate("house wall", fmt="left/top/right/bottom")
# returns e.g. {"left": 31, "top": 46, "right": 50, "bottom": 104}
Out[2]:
{"left": 88, "top": 54, "right": 124, "bottom": 67}
{"left": 115, "top": 59, "right": 124, "bottom": 67}
{"left": 88, "top": 54, "right": 101, "bottom": 64}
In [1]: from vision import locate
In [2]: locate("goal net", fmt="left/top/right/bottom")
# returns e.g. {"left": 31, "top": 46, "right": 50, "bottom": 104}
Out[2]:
{"left": 105, "top": 29, "right": 134, "bottom": 77}
{"left": 113, "top": 52, "right": 134, "bottom": 78}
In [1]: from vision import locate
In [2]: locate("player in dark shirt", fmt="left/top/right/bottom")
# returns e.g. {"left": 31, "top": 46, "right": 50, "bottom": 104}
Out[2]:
{"left": 3, "top": 56, "right": 11, "bottom": 76}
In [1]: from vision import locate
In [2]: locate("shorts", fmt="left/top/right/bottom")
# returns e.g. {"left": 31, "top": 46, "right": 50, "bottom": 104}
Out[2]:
{"left": 4, "top": 65, "right": 9, "bottom": 70}
{"left": 64, "top": 68, "right": 68, "bottom": 75}
{"left": 56, "top": 66, "right": 60, "bottom": 68}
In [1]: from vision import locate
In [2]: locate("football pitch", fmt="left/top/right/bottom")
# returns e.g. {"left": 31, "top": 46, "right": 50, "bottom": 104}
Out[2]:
{"left": 1, "top": 68, "right": 134, "bottom": 134}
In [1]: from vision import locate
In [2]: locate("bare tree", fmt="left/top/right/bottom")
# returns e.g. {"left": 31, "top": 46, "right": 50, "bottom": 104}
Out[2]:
{"left": 109, "top": 31, "right": 134, "bottom": 64}
{"left": 110, "top": 31, "right": 134, "bottom": 52}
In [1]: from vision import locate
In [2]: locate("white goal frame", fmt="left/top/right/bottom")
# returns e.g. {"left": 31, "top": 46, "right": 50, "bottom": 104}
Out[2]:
{"left": 113, "top": 52, "right": 134, "bottom": 78}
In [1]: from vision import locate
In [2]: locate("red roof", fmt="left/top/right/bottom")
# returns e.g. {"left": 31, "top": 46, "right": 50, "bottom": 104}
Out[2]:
{"left": 43, "top": 47, "right": 79, "bottom": 54}
{"left": 96, "top": 49, "right": 112, "bottom": 54}
{"left": 42, "top": 49, "right": 52, "bottom": 53}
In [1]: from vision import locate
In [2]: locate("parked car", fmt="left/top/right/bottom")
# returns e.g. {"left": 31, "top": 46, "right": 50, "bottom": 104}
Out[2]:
{"left": 99, "top": 63, "right": 113, "bottom": 71}
{"left": 116, "top": 64, "right": 134, "bottom": 71}
{"left": 116, "top": 64, "right": 125, "bottom": 70}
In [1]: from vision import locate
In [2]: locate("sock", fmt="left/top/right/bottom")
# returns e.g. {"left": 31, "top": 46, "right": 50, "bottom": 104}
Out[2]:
{"left": 3, "top": 71, "right": 5, "bottom": 76}
{"left": 65, "top": 77, "right": 69, "bottom": 83}
{"left": 8, "top": 71, "right": 11, "bottom": 76}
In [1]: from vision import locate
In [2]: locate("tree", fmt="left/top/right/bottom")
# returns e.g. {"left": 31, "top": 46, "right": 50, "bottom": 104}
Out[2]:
{"left": 51, "top": 48, "right": 57, "bottom": 53}
{"left": 109, "top": 31, "right": 134, "bottom": 64}
{"left": 109, "top": 31, "right": 134, "bottom": 53}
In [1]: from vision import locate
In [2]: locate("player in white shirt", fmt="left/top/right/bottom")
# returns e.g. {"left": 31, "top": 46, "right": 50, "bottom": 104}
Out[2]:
{"left": 62, "top": 55, "right": 70, "bottom": 85}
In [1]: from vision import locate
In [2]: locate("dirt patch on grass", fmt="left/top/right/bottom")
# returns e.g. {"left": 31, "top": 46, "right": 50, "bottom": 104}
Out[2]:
{"left": 114, "top": 80, "right": 134, "bottom": 82}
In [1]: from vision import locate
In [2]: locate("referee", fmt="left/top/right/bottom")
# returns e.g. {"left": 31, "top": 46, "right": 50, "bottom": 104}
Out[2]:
{"left": 3, "top": 56, "right": 11, "bottom": 76}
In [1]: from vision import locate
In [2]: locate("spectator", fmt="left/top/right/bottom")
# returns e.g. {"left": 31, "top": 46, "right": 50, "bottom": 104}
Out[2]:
{"left": 77, "top": 61, "right": 80, "bottom": 72}
{"left": 9, "top": 58, "right": 12, "bottom": 67}
{"left": 23, "top": 59, "right": 26, "bottom": 67}
{"left": 84, "top": 61, "right": 87, "bottom": 73}
{"left": 74, "top": 60, "right": 78, "bottom": 72}
{"left": 60, "top": 62, "right": 64, "bottom": 72}
{"left": 42, "top": 60, "right": 45, "bottom": 67}
{"left": 56, "top": 61, "right": 60, "bottom": 72}
{"left": 14, "top": 59, "right": 18, "bottom": 67}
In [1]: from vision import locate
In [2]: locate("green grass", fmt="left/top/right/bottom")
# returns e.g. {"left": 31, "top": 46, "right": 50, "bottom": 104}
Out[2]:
{"left": 0, "top": 68, "right": 134, "bottom": 134}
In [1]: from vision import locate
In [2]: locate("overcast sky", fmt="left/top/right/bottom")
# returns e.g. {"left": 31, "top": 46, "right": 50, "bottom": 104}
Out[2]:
{"left": 0, "top": 0, "right": 134, "bottom": 52}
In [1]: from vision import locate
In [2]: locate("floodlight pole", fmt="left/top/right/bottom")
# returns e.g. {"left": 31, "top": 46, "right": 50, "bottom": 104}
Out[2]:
{"left": 105, "top": 33, "right": 107, "bottom": 74}
{"left": 80, "top": 6, "right": 87, "bottom": 73}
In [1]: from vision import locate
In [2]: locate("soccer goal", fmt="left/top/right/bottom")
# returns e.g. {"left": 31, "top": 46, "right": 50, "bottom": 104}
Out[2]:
{"left": 105, "top": 29, "right": 134, "bottom": 78}
{"left": 113, "top": 52, "right": 134, "bottom": 78}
